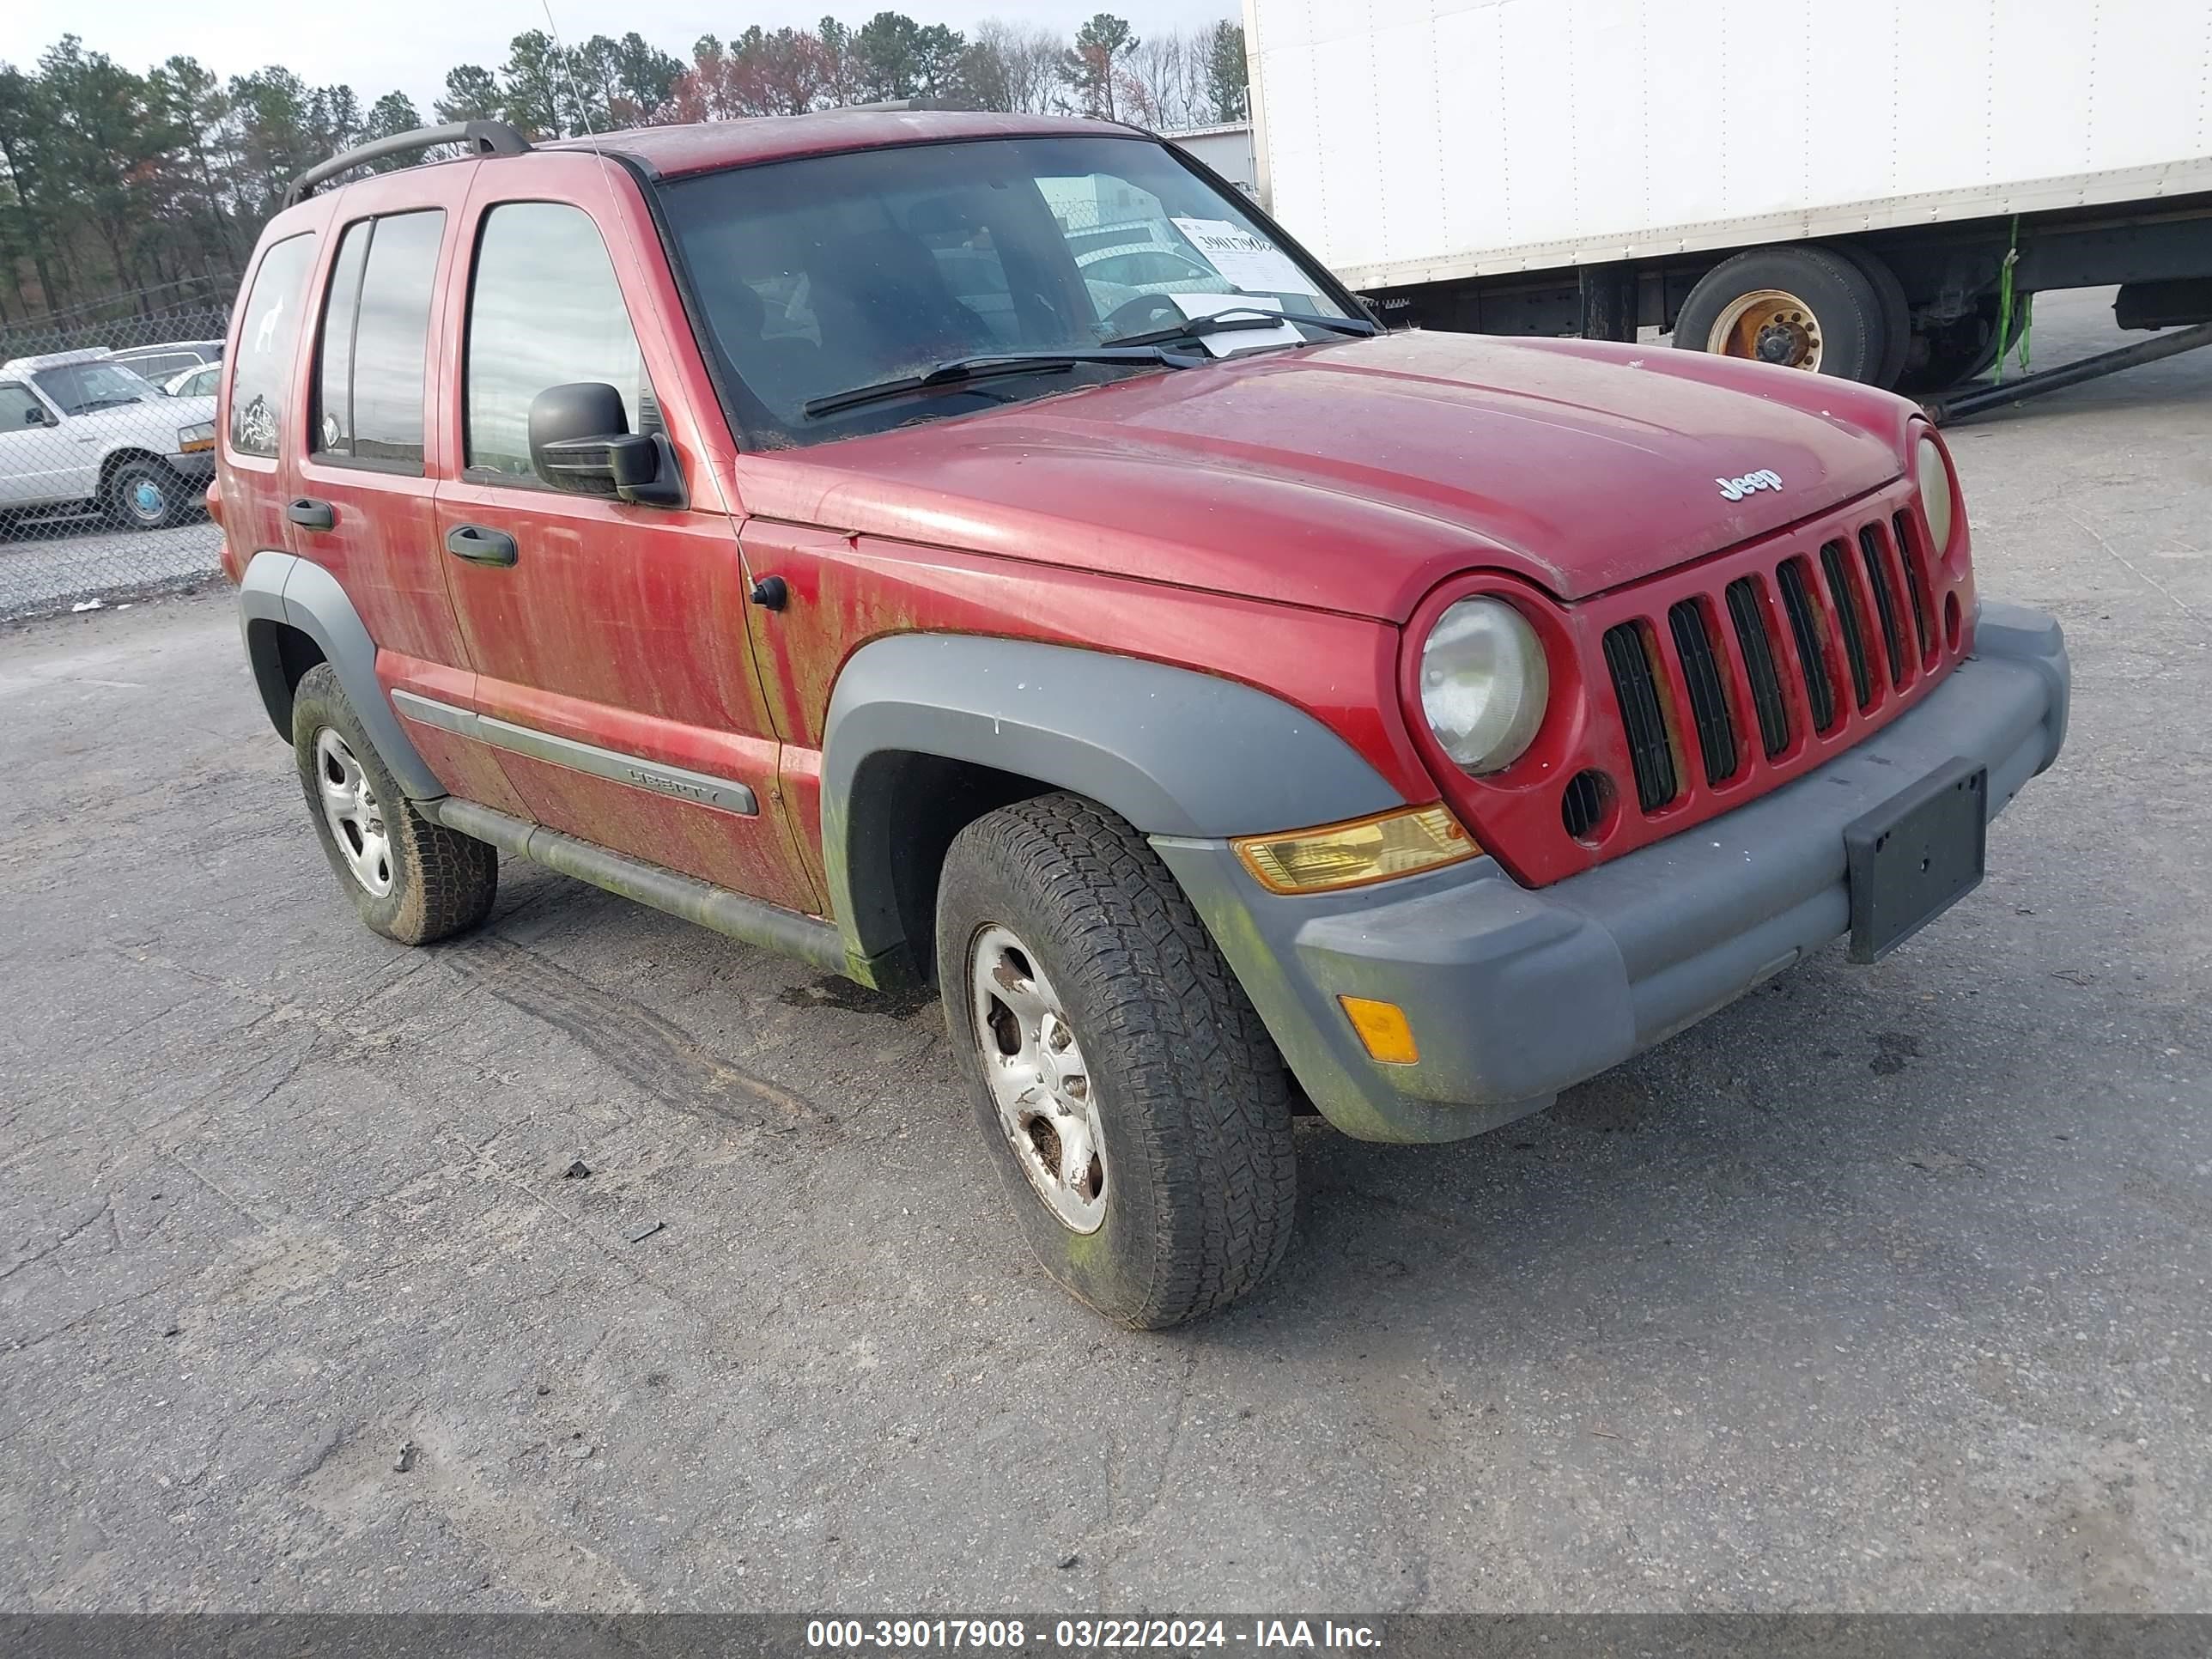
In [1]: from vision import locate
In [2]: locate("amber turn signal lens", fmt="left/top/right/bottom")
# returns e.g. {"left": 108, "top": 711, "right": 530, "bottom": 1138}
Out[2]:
{"left": 1231, "top": 804, "right": 1477, "bottom": 896}
{"left": 1338, "top": 995, "right": 1419, "bottom": 1065}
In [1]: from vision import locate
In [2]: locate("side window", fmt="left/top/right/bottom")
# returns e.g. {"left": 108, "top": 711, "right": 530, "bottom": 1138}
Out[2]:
{"left": 313, "top": 222, "right": 370, "bottom": 456}
{"left": 313, "top": 210, "right": 444, "bottom": 468}
{"left": 228, "top": 232, "right": 318, "bottom": 459}
{"left": 465, "top": 202, "right": 648, "bottom": 481}
{"left": 0, "top": 383, "right": 46, "bottom": 427}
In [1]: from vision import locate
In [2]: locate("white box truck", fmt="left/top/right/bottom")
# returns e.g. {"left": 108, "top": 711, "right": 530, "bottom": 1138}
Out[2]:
{"left": 1241, "top": 0, "right": 2212, "bottom": 393}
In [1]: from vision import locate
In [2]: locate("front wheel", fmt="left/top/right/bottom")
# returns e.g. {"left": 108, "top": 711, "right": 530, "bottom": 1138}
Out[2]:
{"left": 936, "top": 793, "right": 1298, "bottom": 1328}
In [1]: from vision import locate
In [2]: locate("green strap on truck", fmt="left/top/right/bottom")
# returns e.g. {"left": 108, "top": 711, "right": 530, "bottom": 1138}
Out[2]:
{"left": 1995, "top": 214, "right": 2033, "bottom": 383}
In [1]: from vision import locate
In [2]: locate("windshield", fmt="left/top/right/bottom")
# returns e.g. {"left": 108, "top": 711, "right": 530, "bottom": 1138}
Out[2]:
{"left": 32, "top": 360, "right": 160, "bottom": 416}
{"left": 663, "top": 135, "right": 1358, "bottom": 447}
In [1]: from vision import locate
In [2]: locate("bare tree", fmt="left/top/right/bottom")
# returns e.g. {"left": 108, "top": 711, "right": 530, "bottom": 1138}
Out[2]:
{"left": 967, "top": 19, "right": 1064, "bottom": 115}
{"left": 1121, "top": 31, "right": 1207, "bottom": 130}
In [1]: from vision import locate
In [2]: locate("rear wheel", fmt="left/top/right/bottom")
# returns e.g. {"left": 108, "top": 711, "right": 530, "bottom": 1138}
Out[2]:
{"left": 290, "top": 664, "right": 498, "bottom": 945}
{"left": 105, "top": 457, "right": 195, "bottom": 530}
{"left": 936, "top": 793, "right": 1298, "bottom": 1328}
{"left": 1673, "top": 246, "right": 1889, "bottom": 382}
{"left": 1897, "top": 301, "right": 2008, "bottom": 396}
{"left": 1834, "top": 243, "right": 1912, "bottom": 389}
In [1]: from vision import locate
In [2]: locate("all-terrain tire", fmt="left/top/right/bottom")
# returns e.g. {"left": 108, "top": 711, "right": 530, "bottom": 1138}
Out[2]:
{"left": 290, "top": 664, "right": 498, "bottom": 945}
{"left": 936, "top": 792, "right": 1299, "bottom": 1328}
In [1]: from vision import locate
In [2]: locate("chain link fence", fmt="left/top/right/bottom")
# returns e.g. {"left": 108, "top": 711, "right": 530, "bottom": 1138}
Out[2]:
{"left": 1, "top": 305, "right": 233, "bottom": 623}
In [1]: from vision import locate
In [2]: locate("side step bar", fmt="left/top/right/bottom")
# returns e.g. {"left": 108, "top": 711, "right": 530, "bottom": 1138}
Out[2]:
{"left": 426, "top": 798, "right": 848, "bottom": 977}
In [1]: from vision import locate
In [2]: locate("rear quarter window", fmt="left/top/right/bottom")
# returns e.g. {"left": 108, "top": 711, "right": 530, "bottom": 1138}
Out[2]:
{"left": 228, "top": 233, "right": 319, "bottom": 459}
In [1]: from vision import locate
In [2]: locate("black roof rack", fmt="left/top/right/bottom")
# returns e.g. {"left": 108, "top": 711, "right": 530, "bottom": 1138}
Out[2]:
{"left": 283, "top": 120, "right": 533, "bottom": 208}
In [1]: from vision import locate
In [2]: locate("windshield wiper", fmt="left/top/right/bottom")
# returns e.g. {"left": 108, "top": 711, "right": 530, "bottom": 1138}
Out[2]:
{"left": 804, "top": 346, "right": 1197, "bottom": 419}
{"left": 75, "top": 397, "right": 142, "bottom": 413}
{"left": 1282, "top": 311, "right": 1384, "bottom": 337}
{"left": 1103, "top": 307, "right": 1383, "bottom": 350}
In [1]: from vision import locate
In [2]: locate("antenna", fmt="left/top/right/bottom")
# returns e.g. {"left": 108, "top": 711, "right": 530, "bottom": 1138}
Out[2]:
{"left": 538, "top": 1, "right": 736, "bottom": 514}
{"left": 540, "top": 1, "right": 643, "bottom": 259}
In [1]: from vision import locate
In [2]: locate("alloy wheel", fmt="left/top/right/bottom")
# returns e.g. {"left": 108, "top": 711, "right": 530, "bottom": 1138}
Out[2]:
{"left": 314, "top": 726, "right": 394, "bottom": 896}
{"left": 969, "top": 923, "right": 1107, "bottom": 1233}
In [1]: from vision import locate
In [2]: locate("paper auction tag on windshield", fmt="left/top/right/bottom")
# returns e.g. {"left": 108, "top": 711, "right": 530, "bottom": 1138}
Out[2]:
{"left": 1166, "top": 292, "right": 1306, "bottom": 356}
{"left": 1170, "top": 217, "right": 1323, "bottom": 295}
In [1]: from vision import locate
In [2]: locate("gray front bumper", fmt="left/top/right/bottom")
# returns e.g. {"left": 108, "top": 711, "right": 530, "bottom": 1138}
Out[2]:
{"left": 1152, "top": 600, "right": 2070, "bottom": 1145}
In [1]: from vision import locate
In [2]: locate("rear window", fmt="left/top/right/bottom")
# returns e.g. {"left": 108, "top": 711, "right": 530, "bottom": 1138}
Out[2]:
{"left": 123, "top": 352, "right": 197, "bottom": 380}
{"left": 228, "top": 233, "right": 318, "bottom": 459}
{"left": 313, "top": 210, "right": 445, "bottom": 469}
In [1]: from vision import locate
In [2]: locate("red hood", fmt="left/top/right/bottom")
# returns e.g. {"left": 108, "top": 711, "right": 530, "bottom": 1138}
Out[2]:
{"left": 732, "top": 330, "right": 1917, "bottom": 621}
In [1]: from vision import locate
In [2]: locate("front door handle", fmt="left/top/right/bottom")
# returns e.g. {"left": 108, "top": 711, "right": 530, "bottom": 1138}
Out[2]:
{"left": 444, "top": 524, "right": 518, "bottom": 567}
{"left": 287, "top": 497, "right": 335, "bottom": 531}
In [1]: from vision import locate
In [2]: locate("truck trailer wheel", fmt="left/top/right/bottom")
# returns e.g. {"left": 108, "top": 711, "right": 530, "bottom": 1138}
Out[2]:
{"left": 1897, "top": 301, "right": 2007, "bottom": 396}
{"left": 1834, "top": 244, "right": 1913, "bottom": 389}
{"left": 1673, "top": 246, "right": 1888, "bottom": 382}
{"left": 935, "top": 792, "right": 1298, "bottom": 1328}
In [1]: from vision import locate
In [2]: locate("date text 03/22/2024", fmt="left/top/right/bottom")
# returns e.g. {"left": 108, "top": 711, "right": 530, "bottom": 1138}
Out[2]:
{"left": 804, "top": 1620, "right": 1384, "bottom": 1650}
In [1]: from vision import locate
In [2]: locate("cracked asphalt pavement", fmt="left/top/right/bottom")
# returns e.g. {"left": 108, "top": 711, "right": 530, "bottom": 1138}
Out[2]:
{"left": 2, "top": 290, "right": 2208, "bottom": 1612}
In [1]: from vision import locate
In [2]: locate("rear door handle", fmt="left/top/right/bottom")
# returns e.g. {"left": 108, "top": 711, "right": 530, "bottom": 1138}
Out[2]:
{"left": 444, "top": 524, "right": 518, "bottom": 567}
{"left": 286, "top": 497, "right": 335, "bottom": 531}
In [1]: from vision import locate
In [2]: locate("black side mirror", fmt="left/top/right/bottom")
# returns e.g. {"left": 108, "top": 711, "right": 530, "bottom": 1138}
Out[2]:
{"left": 21, "top": 404, "right": 49, "bottom": 427}
{"left": 526, "top": 381, "right": 684, "bottom": 507}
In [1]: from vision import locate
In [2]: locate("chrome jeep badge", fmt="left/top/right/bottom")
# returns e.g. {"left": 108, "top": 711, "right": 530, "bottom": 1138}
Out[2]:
{"left": 1717, "top": 469, "right": 1784, "bottom": 501}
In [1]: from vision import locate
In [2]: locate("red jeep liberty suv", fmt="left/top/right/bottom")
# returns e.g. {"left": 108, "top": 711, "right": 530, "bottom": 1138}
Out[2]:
{"left": 216, "top": 112, "right": 2069, "bottom": 1327}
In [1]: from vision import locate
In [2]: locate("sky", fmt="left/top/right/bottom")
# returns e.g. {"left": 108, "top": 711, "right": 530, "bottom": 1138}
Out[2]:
{"left": 2, "top": 0, "right": 1239, "bottom": 113}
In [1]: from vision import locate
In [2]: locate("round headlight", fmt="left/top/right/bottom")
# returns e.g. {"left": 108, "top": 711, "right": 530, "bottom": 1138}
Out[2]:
{"left": 1916, "top": 435, "right": 1956, "bottom": 558}
{"left": 1419, "top": 598, "right": 1548, "bottom": 775}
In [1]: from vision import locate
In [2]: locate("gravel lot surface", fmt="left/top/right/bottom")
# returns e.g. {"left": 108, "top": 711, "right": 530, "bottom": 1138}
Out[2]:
{"left": 0, "top": 517, "right": 222, "bottom": 623}
{"left": 2, "top": 289, "right": 2206, "bottom": 1613}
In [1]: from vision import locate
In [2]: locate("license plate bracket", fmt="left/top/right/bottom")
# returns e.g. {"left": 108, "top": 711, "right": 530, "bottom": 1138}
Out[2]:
{"left": 1844, "top": 757, "right": 1989, "bottom": 963}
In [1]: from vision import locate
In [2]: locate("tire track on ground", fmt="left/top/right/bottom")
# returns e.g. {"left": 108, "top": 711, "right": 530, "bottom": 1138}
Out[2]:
{"left": 440, "top": 935, "right": 829, "bottom": 1131}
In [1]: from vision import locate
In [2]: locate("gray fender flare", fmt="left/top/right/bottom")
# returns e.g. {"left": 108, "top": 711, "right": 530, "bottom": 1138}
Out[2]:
{"left": 819, "top": 633, "right": 1403, "bottom": 974}
{"left": 237, "top": 550, "right": 445, "bottom": 801}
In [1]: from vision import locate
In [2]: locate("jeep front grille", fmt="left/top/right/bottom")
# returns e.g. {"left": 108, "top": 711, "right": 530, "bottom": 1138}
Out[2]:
{"left": 1667, "top": 599, "right": 1740, "bottom": 786}
{"left": 1596, "top": 507, "right": 1947, "bottom": 811}
{"left": 1894, "top": 509, "right": 1935, "bottom": 659}
{"left": 1818, "top": 538, "right": 1875, "bottom": 710}
{"left": 1777, "top": 556, "right": 1838, "bottom": 732}
{"left": 1601, "top": 621, "right": 1678, "bottom": 811}
{"left": 1724, "top": 576, "right": 1791, "bottom": 758}
{"left": 1858, "top": 526, "right": 1906, "bottom": 685}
